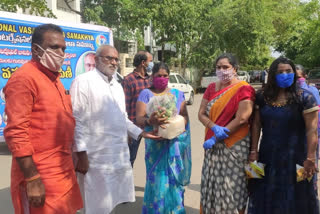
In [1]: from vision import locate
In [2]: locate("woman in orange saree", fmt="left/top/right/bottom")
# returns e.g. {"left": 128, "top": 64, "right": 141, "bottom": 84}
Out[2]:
{"left": 198, "top": 53, "right": 255, "bottom": 214}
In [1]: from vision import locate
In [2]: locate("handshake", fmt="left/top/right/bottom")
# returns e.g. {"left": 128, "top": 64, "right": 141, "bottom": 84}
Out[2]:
{"left": 203, "top": 125, "right": 230, "bottom": 149}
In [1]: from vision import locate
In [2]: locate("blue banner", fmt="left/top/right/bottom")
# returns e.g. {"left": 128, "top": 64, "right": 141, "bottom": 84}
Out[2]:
{"left": 0, "top": 12, "right": 113, "bottom": 140}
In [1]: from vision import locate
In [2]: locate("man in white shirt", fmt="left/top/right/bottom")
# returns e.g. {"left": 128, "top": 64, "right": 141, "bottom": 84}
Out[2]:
{"left": 70, "top": 45, "right": 158, "bottom": 214}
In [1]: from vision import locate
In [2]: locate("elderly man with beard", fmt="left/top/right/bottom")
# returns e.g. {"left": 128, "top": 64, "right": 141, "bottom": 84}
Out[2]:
{"left": 70, "top": 45, "right": 159, "bottom": 214}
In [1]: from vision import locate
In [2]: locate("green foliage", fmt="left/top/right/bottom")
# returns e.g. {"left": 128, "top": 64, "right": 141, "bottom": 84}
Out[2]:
{"left": 0, "top": 0, "right": 56, "bottom": 18}
{"left": 274, "top": 0, "right": 320, "bottom": 68}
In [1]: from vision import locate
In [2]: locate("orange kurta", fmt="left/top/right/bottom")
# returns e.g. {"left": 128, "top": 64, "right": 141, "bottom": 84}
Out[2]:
{"left": 4, "top": 60, "right": 83, "bottom": 214}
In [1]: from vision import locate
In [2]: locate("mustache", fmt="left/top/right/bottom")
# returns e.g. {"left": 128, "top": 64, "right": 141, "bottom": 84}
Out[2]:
{"left": 107, "top": 64, "right": 118, "bottom": 69}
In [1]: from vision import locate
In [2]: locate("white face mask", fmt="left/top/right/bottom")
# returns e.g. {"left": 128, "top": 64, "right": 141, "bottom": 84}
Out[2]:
{"left": 216, "top": 68, "right": 235, "bottom": 83}
{"left": 35, "top": 44, "right": 65, "bottom": 72}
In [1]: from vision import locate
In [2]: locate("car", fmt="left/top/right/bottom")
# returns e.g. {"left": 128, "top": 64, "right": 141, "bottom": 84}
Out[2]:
{"left": 168, "top": 73, "right": 195, "bottom": 105}
{"left": 249, "top": 70, "right": 263, "bottom": 83}
{"left": 308, "top": 68, "right": 320, "bottom": 91}
{"left": 200, "top": 70, "right": 218, "bottom": 89}
{"left": 237, "top": 71, "right": 250, "bottom": 82}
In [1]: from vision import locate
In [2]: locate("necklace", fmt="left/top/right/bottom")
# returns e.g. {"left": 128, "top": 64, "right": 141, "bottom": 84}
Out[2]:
{"left": 266, "top": 97, "right": 288, "bottom": 107}
{"left": 270, "top": 100, "right": 287, "bottom": 107}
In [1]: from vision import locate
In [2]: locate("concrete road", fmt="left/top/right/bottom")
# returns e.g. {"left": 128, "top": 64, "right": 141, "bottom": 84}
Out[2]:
{"left": 0, "top": 94, "right": 205, "bottom": 214}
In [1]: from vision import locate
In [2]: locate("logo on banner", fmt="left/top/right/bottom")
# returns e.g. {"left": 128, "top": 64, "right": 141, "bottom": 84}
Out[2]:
{"left": 95, "top": 35, "right": 107, "bottom": 47}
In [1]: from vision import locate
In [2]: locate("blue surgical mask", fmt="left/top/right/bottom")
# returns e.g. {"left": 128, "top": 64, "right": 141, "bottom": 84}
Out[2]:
{"left": 146, "top": 61, "right": 154, "bottom": 72}
{"left": 276, "top": 73, "right": 295, "bottom": 88}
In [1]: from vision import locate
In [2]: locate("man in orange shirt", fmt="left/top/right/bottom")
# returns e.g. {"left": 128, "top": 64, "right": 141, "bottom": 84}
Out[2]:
{"left": 4, "top": 24, "right": 83, "bottom": 214}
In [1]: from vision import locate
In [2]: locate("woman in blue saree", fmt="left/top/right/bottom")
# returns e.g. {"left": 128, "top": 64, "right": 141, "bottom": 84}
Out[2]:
{"left": 136, "top": 62, "right": 192, "bottom": 214}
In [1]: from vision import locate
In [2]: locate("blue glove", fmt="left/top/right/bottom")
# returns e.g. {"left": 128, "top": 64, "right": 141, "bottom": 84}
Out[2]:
{"left": 211, "top": 125, "right": 230, "bottom": 140}
{"left": 203, "top": 137, "right": 217, "bottom": 149}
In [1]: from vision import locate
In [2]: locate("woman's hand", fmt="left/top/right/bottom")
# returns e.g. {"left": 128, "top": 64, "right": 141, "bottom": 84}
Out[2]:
{"left": 211, "top": 125, "right": 230, "bottom": 140}
{"left": 148, "top": 111, "right": 169, "bottom": 126}
{"left": 303, "top": 159, "right": 318, "bottom": 179}
{"left": 248, "top": 151, "right": 259, "bottom": 162}
{"left": 203, "top": 137, "right": 217, "bottom": 149}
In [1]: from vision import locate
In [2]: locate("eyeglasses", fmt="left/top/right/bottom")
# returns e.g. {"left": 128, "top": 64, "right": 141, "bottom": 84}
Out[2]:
{"left": 98, "top": 55, "right": 120, "bottom": 63}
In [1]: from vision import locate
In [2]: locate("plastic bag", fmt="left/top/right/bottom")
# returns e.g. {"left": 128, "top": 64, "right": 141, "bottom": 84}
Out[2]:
{"left": 245, "top": 161, "right": 265, "bottom": 179}
{"left": 296, "top": 164, "right": 313, "bottom": 182}
{"left": 146, "top": 93, "right": 178, "bottom": 119}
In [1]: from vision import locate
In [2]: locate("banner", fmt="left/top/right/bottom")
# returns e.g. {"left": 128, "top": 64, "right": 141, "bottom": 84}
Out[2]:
{"left": 0, "top": 11, "right": 113, "bottom": 141}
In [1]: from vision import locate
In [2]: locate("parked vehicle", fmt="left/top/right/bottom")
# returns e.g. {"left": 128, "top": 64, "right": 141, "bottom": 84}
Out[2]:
{"left": 249, "top": 70, "right": 263, "bottom": 83}
{"left": 308, "top": 68, "right": 320, "bottom": 91}
{"left": 237, "top": 71, "right": 250, "bottom": 82}
{"left": 168, "top": 73, "right": 195, "bottom": 105}
{"left": 200, "top": 71, "right": 218, "bottom": 89}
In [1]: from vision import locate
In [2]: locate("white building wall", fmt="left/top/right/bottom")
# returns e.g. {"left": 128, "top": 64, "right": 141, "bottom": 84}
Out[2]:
{"left": 48, "top": 0, "right": 81, "bottom": 23}
{"left": 16, "top": 0, "right": 81, "bottom": 23}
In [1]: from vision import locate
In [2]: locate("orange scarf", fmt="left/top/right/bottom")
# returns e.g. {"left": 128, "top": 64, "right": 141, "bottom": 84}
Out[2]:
{"left": 205, "top": 81, "right": 250, "bottom": 148}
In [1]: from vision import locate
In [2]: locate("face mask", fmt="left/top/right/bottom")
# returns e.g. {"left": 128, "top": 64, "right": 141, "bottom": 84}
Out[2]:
{"left": 276, "top": 73, "right": 295, "bottom": 88}
{"left": 153, "top": 77, "right": 169, "bottom": 90}
{"left": 216, "top": 69, "right": 234, "bottom": 83}
{"left": 35, "top": 44, "right": 65, "bottom": 72}
{"left": 297, "top": 77, "right": 306, "bottom": 85}
{"left": 146, "top": 61, "right": 154, "bottom": 72}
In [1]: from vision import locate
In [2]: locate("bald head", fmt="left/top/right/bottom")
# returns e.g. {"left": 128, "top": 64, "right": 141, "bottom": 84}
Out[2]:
{"left": 96, "top": 45, "right": 117, "bottom": 57}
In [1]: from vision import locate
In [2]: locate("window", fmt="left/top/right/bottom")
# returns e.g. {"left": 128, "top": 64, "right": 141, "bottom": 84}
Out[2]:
{"left": 57, "top": 0, "right": 75, "bottom": 12}
{"left": 176, "top": 75, "right": 186, "bottom": 84}
{"left": 125, "top": 58, "right": 133, "bottom": 68}
{"left": 169, "top": 75, "right": 178, "bottom": 83}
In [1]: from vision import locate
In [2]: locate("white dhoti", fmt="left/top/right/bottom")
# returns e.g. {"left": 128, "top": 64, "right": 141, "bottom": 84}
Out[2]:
{"left": 70, "top": 69, "right": 142, "bottom": 214}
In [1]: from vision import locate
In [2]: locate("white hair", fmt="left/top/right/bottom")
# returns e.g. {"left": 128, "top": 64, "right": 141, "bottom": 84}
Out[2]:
{"left": 96, "top": 45, "right": 116, "bottom": 56}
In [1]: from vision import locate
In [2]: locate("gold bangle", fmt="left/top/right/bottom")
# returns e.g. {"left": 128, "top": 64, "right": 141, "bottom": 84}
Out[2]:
{"left": 25, "top": 174, "right": 40, "bottom": 182}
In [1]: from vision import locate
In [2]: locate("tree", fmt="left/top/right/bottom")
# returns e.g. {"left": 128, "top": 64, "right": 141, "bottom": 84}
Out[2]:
{"left": 0, "top": 0, "right": 55, "bottom": 17}
{"left": 274, "top": 0, "right": 320, "bottom": 68}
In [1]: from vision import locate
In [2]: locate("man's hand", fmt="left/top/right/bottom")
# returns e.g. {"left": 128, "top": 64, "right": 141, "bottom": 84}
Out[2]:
{"left": 75, "top": 151, "right": 89, "bottom": 175}
{"left": 141, "top": 131, "right": 162, "bottom": 140}
{"left": 26, "top": 178, "right": 45, "bottom": 207}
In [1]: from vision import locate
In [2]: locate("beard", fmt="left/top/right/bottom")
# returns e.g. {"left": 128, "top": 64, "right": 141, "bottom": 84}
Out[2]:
{"left": 97, "top": 60, "right": 118, "bottom": 76}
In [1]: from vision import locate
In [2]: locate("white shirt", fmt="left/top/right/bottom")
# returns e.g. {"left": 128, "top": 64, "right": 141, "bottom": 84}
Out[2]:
{"left": 70, "top": 68, "right": 141, "bottom": 213}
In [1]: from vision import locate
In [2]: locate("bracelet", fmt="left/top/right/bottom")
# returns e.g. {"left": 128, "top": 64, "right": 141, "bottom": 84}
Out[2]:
{"left": 250, "top": 150, "right": 257, "bottom": 153}
{"left": 25, "top": 174, "right": 40, "bottom": 182}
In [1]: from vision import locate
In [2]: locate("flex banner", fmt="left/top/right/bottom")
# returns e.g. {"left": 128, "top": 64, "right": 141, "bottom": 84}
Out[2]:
{"left": 0, "top": 11, "right": 113, "bottom": 140}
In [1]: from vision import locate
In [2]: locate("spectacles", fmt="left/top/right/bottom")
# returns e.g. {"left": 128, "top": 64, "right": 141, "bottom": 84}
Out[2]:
{"left": 98, "top": 55, "right": 120, "bottom": 63}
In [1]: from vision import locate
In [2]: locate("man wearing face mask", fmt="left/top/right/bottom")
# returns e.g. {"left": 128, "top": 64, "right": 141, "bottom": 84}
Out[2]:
{"left": 4, "top": 24, "right": 83, "bottom": 213}
{"left": 122, "top": 51, "right": 153, "bottom": 167}
{"left": 70, "top": 45, "right": 159, "bottom": 214}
